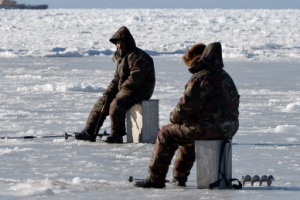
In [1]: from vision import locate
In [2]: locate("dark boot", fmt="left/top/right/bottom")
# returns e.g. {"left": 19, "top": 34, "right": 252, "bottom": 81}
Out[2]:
{"left": 171, "top": 177, "right": 186, "bottom": 187}
{"left": 73, "top": 125, "right": 96, "bottom": 142}
{"left": 133, "top": 177, "right": 165, "bottom": 188}
{"left": 104, "top": 135, "right": 123, "bottom": 143}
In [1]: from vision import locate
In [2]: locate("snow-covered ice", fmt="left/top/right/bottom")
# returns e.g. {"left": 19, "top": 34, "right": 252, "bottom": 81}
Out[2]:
{"left": 1, "top": 9, "right": 300, "bottom": 62}
{"left": 0, "top": 9, "right": 300, "bottom": 199}
{"left": 1, "top": 57, "right": 300, "bottom": 199}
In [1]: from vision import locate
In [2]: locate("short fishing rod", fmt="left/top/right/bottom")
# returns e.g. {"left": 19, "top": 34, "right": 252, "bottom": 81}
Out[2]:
{"left": 1, "top": 131, "right": 109, "bottom": 140}
{"left": 123, "top": 139, "right": 155, "bottom": 156}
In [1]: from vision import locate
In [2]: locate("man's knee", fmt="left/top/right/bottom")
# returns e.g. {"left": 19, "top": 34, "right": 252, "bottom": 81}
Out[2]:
{"left": 159, "top": 124, "right": 181, "bottom": 137}
{"left": 159, "top": 124, "right": 196, "bottom": 147}
{"left": 157, "top": 125, "right": 170, "bottom": 139}
{"left": 109, "top": 95, "right": 136, "bottom": 115}
{"left": 109, "top": 99, "right": 127, "bottom": 116}
{"left": 157, "top": 124, "right": 180, "bottom": 147}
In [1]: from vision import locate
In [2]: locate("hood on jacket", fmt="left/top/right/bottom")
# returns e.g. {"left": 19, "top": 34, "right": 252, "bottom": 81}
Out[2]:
{"left": 109, "top": 26, "right": 136, "bottom": 51}
{"left": 200, "top": 42, "right": 224, "bottom": 68}
{"left": 182, "top": 43, "right": 206, "bottom": 67}
{"left": 188, "top": 42, "right": 224, "bottom": 74}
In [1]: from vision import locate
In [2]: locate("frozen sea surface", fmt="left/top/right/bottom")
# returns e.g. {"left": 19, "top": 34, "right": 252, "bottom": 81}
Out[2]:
{"left": 1, "top": 9, "right": 300, "bottom": 62}
{"left": 0, "top": 57, "right": 300, "bottom": 199}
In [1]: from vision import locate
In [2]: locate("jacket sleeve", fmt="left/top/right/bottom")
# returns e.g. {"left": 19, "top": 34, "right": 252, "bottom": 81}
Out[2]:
{"left": 121, "top": 53, "right": 151, "bottom": 90}
{"left": 104, "top": 69, "right": 119, "bottom": 98}
{"left": 170, "top": 74, "right": 210, "bottom": 124}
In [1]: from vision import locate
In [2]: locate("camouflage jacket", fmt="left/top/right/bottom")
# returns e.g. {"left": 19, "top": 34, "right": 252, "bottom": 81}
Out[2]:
{"left": 104, "top": 26, "right": 155, "bottom": 101}
{"left": 170, "top": 42, "right": 240, "bottom": 139}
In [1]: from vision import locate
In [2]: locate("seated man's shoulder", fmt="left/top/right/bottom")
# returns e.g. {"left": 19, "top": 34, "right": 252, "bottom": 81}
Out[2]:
{"left": 129, "top": 47, "right": 144, "bottom": 55}
{"left": 128, "top": 47, "right": 151, "bottom": 61}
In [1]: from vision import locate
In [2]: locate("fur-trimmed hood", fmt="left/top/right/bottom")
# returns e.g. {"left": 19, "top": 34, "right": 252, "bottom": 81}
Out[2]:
{"left": 182, "top": 43, "right": 206, "bottom": 67}
{"left": 188, "top": 42, "right": 224, "bottom": 74}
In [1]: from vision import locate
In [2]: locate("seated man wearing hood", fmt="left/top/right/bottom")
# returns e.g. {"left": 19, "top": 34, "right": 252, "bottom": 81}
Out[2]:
{"left": 134, "top": 42, "right": 240, "bottom": 188}
{"left": 74, "top": 26, "right": 156, "bottom": 143}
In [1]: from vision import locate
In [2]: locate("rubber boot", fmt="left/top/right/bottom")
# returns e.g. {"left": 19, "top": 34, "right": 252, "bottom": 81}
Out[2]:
{"left": 104, "top": 135, "right": 123, "bottom": 144}
{"left": 73, "top": 125, "right": 97, "bottom": 142}
{"left": 171, "top": 177, "right": 186, "bottom": 187}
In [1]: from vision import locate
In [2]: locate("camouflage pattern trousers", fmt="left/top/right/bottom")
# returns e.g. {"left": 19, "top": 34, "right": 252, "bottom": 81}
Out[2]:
{"left": 148, "top": 123, "right": 199, "bottom": 184}
{"left": 86, "top": 93, "right": 138, "bottom": 136}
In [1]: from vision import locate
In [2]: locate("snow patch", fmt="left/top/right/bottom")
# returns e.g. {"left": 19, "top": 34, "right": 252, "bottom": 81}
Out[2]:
{"left": 0, "top": 147, "right": 33, "bottom": 155}
{"left": 283, "top": 102, "right": 300, "bottom": 112}
{"left": 16, "top": 82, "right": 105, "bottom": 93}
{"left": 274, "top": 125, "right": 300, "bottom": 134}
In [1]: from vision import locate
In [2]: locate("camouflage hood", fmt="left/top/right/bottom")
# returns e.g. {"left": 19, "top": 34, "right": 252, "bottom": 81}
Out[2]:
{"left": 188, "top": 42, "right": 224, "bottom": 74}
{"left": 109, "top": 26, "right": 136, "bottom": 51}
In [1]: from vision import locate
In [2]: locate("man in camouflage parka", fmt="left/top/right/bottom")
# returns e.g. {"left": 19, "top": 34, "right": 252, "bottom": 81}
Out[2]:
{"left": 134, "top": 42, "right": 240, "bottom": 188}
{"left": 74, "top": 26, "right": 156, "bottom": 143}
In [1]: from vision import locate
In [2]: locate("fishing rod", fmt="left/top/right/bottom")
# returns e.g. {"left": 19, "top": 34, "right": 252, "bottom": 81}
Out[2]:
{"left": 1, "top": 131, "right": 109, "bottom": 140}
{"left": 123, "top": 140, "right": 155, "bottom": 156}
{"left": 124, "top": 143, "right": 149, "bottom": 156}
